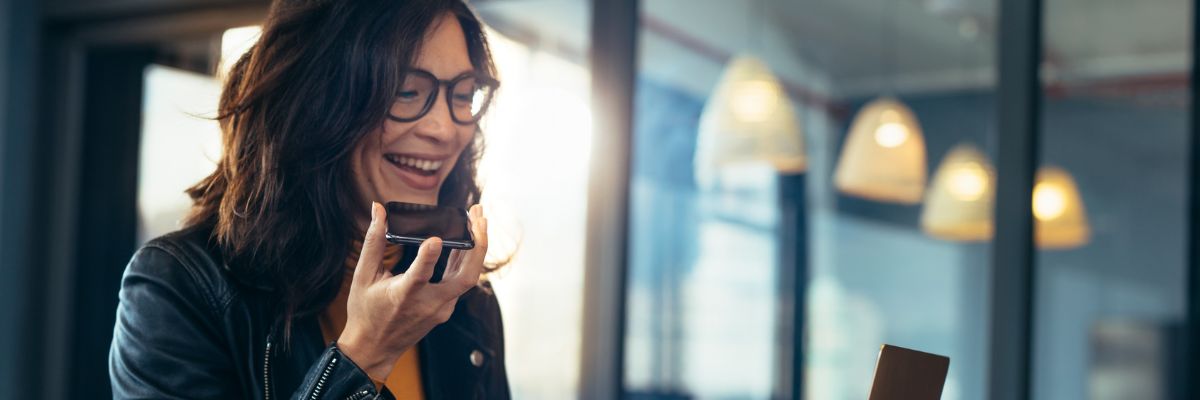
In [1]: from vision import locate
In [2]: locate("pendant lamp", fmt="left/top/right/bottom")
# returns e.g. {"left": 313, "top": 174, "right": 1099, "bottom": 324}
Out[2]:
{"left": 921, "top": 144, "right": 994, "bottom": 241}
{"left": 918, "top": 149, "right": 1090, "bottom": 249}
{"left": 834, "top": 97, "right": 927, "bottom": 203}
{"left": 695, "top": 55, "right": 805, "bottom": 190}
{"left": 1034, "top": 166, "right": 1090, "bottom": 249}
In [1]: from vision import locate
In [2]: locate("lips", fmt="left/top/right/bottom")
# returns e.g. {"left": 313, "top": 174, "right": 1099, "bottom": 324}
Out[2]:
{"left": 384, "top": 153, "right": 447, "bottom": 191}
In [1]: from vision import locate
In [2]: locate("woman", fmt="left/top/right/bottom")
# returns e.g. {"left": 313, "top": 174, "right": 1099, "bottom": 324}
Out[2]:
{"left": 109, "top": 0, "right": 508, "bottom": 398}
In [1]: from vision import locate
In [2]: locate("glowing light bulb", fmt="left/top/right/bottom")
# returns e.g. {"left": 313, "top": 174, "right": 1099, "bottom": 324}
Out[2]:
{"left": 947, "top": 161, "right": 988, "bottom": 201}
{"left": 1033, "top": 182, "right": 1067, "bottom": 221}
{"left": 873, "top": 122, "right": 909, "bottom": 148}
{"left": 730, "top": 80, "right": 780, "bottom": 123}
{"left": 834, "top": 97, "right": 926, "bottom": 203}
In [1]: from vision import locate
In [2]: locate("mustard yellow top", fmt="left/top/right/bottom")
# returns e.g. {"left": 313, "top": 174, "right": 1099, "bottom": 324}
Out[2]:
{"left": 321, "top": 242, "right": 425, "bottom": 399}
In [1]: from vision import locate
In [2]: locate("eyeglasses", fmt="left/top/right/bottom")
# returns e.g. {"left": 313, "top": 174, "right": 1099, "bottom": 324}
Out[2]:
{"left": 387, "top": 69, "right": 499, "bottom": 125}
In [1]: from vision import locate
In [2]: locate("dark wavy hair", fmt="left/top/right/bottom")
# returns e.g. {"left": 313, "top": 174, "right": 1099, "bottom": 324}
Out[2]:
{"left": 184, "top": 0, "right": 497, "bottom": 333}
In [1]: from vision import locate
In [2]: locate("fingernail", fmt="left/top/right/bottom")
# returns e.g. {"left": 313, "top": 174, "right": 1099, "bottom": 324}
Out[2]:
{"left": 371, "top": 202, "right": 380, "bottom": 222}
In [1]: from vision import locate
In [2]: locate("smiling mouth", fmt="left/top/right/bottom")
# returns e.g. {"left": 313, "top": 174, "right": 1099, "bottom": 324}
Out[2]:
{"left": 384, "top": 154, "right": 445, "bottom": 177}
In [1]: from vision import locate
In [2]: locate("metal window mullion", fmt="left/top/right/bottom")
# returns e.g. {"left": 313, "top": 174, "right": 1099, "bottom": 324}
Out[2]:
{"left": 988, "top": 0, "right": 1042, "bottom": 399}
{"left": 578, "top": 0, "right": 638, "bottom": 398}
{"left": 1184, "top": 0, "right": 1200, "bottom": 396}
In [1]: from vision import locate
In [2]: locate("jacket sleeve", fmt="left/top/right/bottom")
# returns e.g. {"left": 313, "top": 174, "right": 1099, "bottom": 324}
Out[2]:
{"left": 289, "top": 344, "right": 379, "bottom": 400}
{"left": 481, "top": 281, "right": 512, "bottom": 399}
{"left": 110, "top": 243, "right": 381, "bottom": 400}
{"left": 109, "top": 245, "right": 240, "bottom": 399}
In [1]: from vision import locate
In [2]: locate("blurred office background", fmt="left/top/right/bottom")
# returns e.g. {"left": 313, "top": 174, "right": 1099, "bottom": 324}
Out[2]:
{"left": 0, "top": 0, "right": 1195, "bottom": 399}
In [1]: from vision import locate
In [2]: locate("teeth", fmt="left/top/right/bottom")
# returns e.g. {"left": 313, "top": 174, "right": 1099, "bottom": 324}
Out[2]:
{"left": 388, "top": 155, "right": 443, "bottom": 171}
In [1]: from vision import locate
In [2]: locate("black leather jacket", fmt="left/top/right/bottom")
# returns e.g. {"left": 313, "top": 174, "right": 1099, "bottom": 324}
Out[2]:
{"left": 109, "top": 224, "right": 511, "bottom": 399}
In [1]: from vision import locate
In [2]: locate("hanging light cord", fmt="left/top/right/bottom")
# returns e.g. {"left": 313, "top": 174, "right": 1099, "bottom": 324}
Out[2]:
{"left": 882, "top": 0, "right": 898, "bottom": 95}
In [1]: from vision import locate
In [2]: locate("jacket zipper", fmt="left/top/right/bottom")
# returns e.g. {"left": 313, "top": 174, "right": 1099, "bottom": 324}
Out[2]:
{"left": 263, "top": 335, "right": 274, "bottom": 400}
{"left": 310, "top": 356, "right": 338, "bottom": 399}
{"left": 265, "top": 333, "right": 375, "bottom": 400}
{"left": 343, "top": 390, "right": 372, "bottom": 400}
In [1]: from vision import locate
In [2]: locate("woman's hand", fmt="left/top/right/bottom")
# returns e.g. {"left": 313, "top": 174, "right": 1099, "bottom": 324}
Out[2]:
{"left": 337, "top": 202, "right": 488, "bottom": 381}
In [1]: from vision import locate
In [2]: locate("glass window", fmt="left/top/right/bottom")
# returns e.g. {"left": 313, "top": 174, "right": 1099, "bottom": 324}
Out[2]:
{"left": 627, "top": 0, "right": 997, "bottom": 398}
{"left": 1035, "top": 0, "right": 1192, "bottom": 398}
{"left": 136, "top": 26, "right": 260, "bottom": 243}
{"left": 474, "top": 2, "right": 592, "bottom": 398}
{"left": 137, "top": 65, "right": 223, "bottom": 243}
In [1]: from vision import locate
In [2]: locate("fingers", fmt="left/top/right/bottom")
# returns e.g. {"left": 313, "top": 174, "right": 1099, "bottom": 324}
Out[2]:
{"left": 447, "top": 205, "right": 488, "bottom": 288}
{"left": 444, "top": 248, "right": 465, "bottom": 276}
{"left": 470, "top": 204, "right": 488, "bottom": 251}
{"left": 468, "top": 206, "right": 488, "bottom": 281}
{"left": 401, "top": 237, "right": 443, "bottom": 286}
{"left": 352, "top": 202, "right": 388, "bottom": 288}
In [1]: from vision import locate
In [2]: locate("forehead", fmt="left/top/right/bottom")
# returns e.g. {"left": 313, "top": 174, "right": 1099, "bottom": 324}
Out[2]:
{"left": 413, "top": 13, "right": 473, "bottom": 78}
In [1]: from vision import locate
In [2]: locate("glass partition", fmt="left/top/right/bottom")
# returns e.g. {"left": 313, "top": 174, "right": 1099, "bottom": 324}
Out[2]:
{"left": 1034, "top": 0, "right": 1192, "bottom": 398}
{"left": 627, "top": 0, "right": 998, "bottom": 398}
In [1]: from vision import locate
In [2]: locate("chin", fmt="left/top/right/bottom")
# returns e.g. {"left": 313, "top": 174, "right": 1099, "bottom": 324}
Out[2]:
{"left": 380, "top": 188, "right": 440, "bottom": 206}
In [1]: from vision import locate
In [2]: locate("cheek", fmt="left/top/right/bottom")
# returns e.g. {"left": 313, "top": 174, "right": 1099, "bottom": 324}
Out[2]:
{"left": 350, "top": 132, "right": 384, "bottom": 198}
{"left": 453, "top": 127, "right": 475, "bottom": 156}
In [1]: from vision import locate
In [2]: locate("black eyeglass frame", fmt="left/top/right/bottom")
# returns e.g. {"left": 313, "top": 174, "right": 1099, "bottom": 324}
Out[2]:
{"left": 386, "top": 69, "right": 500, "bottom": 125}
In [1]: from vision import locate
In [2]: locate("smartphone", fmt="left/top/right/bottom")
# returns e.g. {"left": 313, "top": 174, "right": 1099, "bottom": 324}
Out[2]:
{"left": 384, "top": 201, "right": 475, "bottom": 249}
{"left": 385, "top": 202, "right": 474, "bottom": 283}
{"left": 394, "top": 244, "right": 454, "bottom": 283}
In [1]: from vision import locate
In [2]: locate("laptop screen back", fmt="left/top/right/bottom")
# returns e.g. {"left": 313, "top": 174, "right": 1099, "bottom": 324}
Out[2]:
{"left": 868, "top": 344, "right": 950, "bottom": 400}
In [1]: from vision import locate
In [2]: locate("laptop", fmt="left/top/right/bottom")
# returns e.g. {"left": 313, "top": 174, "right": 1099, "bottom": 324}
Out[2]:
{"left": 867, "top": 344, "right": 951, "bottom": 400}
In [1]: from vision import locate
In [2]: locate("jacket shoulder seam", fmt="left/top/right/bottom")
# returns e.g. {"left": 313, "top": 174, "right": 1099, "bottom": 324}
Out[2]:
{"left": 142, "top": 239, "right": 233, "bottom": 317}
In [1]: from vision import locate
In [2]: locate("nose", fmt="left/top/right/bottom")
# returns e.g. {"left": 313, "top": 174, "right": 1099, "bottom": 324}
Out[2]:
{"left": 411, "top": 87, "right": 457, "bottom": 144}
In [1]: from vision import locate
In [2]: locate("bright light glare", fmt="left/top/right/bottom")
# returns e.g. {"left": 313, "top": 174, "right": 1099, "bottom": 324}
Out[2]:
{"left": 476, "top": 27, "right": 592, "bottom": 399}
{"left": 137, "top": 66, "right": 223, "bottom": 242}
{"left": 219, "top": 26, "right": 262, "bottom": 78}
{"left": 730, "top": 80, "right": 780, "bottom": 122}
{"left": 873, "top": 122, "right": 909, "bottom": 148}
{"left": 1033, "top": 182, "right": 1067, "bottom": 221}
{"left": 946, "top": 161, "right": 987, "bottom": 202}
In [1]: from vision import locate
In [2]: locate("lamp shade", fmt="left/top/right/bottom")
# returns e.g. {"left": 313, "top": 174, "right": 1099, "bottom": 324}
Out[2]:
{"left": 1034, "top": 166, "right": 1090, "bottom": 249}
{"left": 695, "top": 55, "right": 805, "bottom": 189}
{"left": 921, "top": 144, "right": 994, "bottom": 241}
{"left": 918, "top": 152, "right": 1091, "bottom": 249}
{"left": 834, "top": 97, "right": 927, "bottom": 204}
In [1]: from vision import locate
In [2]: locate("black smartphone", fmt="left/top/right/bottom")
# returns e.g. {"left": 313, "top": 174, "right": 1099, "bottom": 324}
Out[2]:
{"left": 384, "top": 201, "right": 475, "bottom": 249}
{"left": 394, "top": 245, "right": 454, "bottom": 283}
{"left": 385, "top": 202, "right": 474, "bottom": 283}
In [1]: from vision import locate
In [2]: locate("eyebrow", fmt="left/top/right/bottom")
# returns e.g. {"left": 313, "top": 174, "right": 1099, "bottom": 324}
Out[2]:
{"left": 447, "top": 69, "right": 476, "bottom": 80}
{"left": 409, "top": 68, "right": 477, "bottom": 80}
